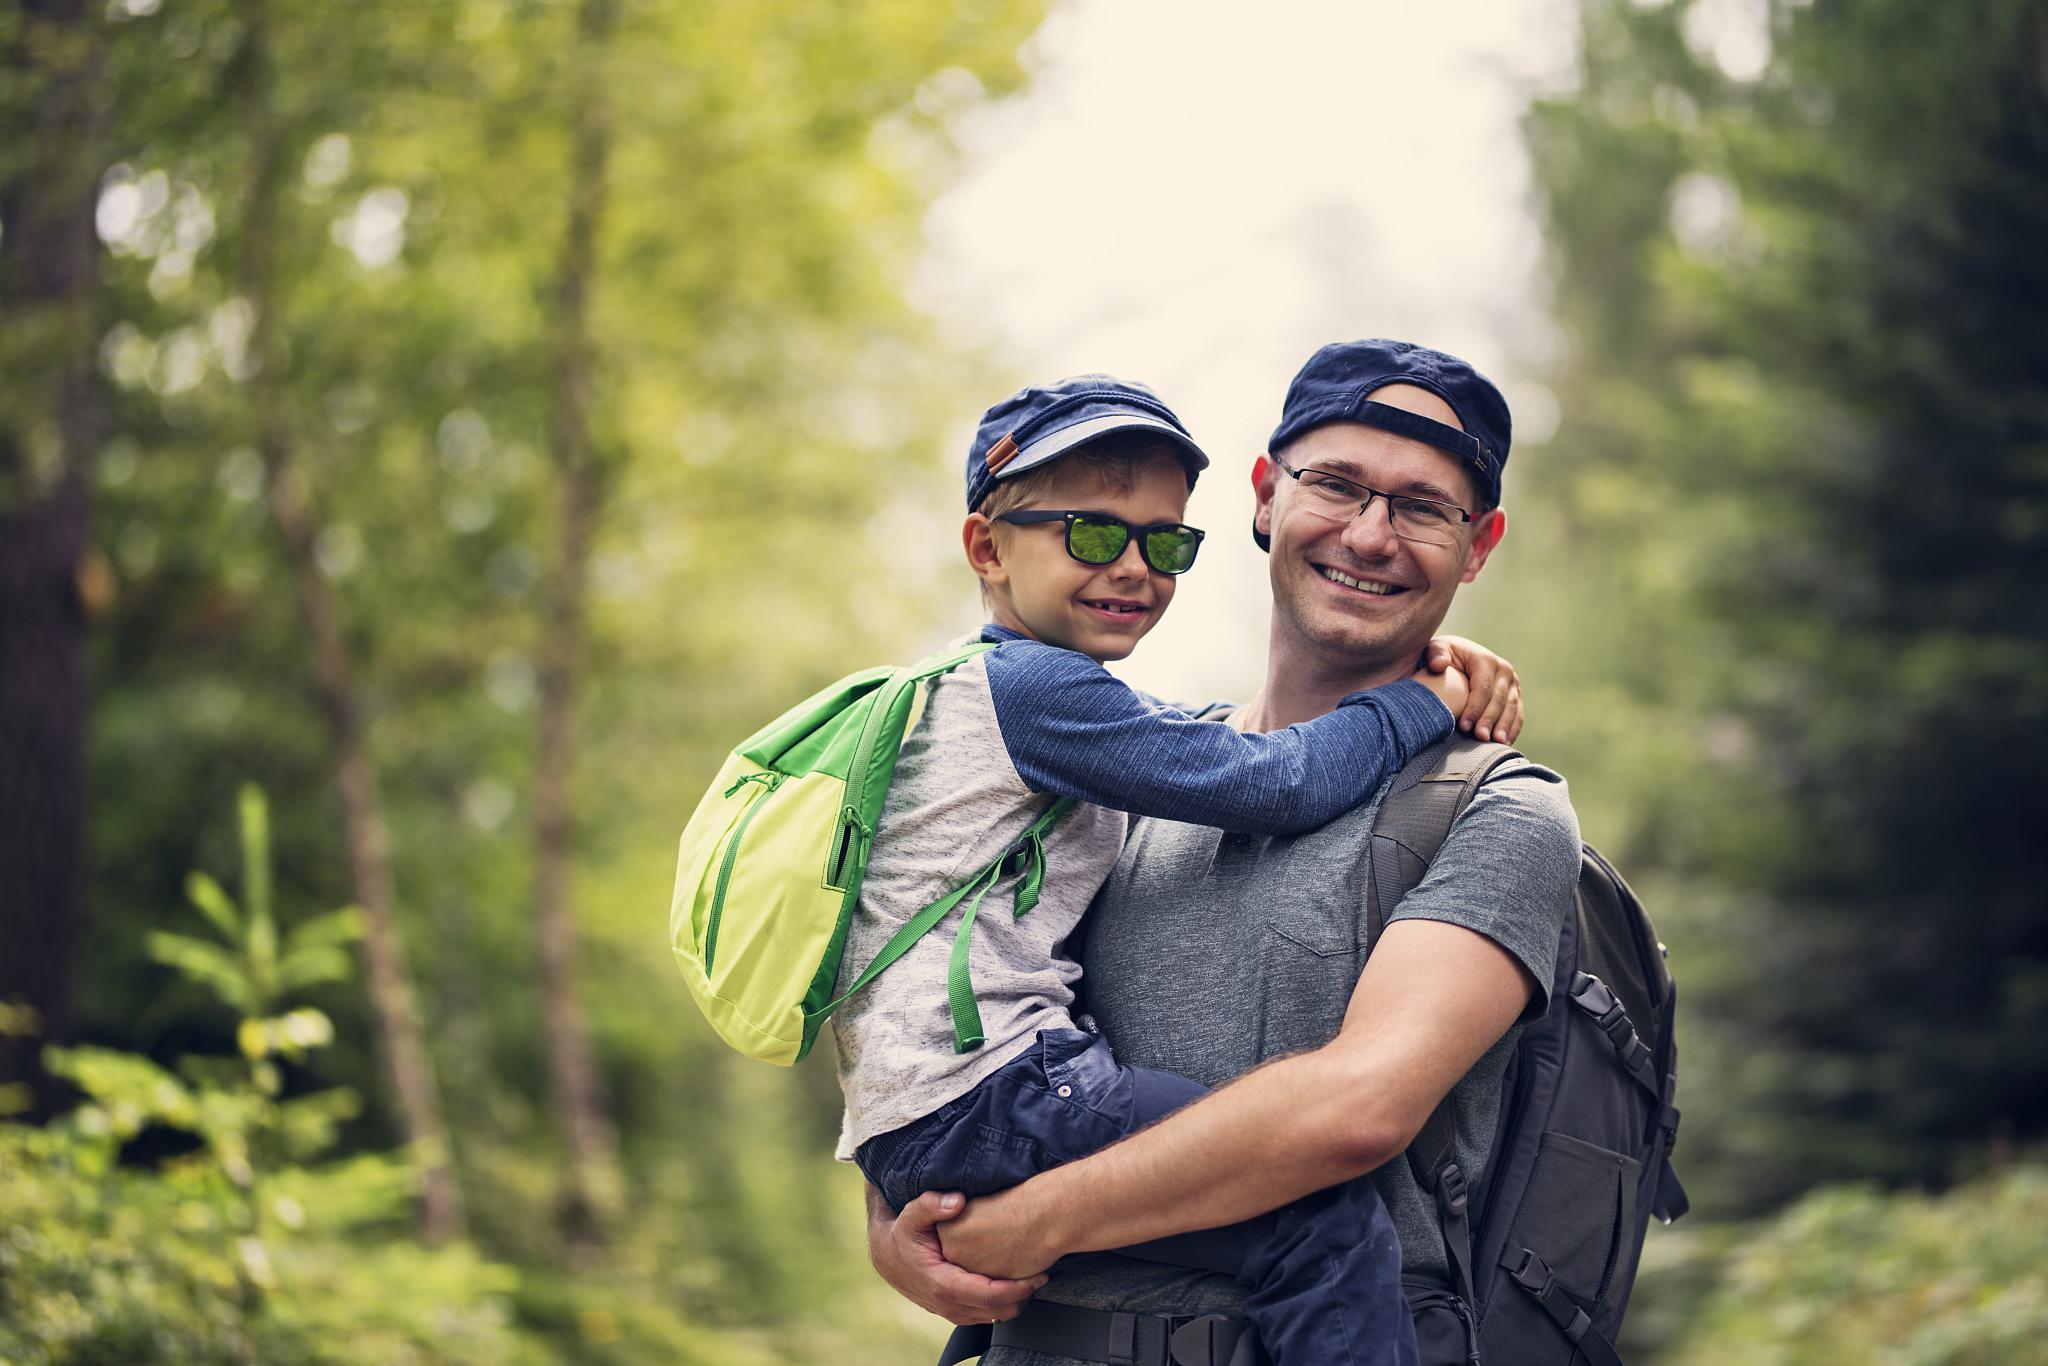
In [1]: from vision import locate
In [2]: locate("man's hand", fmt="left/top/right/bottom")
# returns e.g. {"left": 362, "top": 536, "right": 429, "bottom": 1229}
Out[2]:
{"left": 1422, "top": 635, "right": 1523, "bottom": 742}
{"left": 866, "top": 1186, "right": 1046, "bottom": 1325}
{"left": 935, "top": 1185, "right": 1060, "bottom": 1280}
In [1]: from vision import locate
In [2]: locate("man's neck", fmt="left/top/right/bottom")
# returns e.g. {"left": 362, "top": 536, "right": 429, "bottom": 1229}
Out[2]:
{"left": 1235, "top": 622, "right": 1416, "bottom": 733}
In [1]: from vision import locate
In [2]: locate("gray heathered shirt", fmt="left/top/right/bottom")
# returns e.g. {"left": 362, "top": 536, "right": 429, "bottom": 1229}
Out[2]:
{"left": 980, "top": 734, "right": 1580, "bottom": 1366}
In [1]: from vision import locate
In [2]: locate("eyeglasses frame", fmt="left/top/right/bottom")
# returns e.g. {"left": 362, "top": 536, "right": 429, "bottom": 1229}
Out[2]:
{"left": 1269, "top": 456, "right": 1476, "bottom": 544}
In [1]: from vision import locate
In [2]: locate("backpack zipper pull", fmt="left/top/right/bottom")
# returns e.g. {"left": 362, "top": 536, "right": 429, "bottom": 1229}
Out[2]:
{"left": 723, "top": 770, "right": 785, "bottom": 799}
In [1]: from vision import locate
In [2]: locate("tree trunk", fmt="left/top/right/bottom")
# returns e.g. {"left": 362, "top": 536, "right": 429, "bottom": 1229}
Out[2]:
{"left": 233, "top": 0, "right": 463, "bottom": 1243}
{"left": 0, "top": 0, "right": 104, "bottom": 1122}
{"left": 534, "top": 0, "right": 624, "bottom": 1251}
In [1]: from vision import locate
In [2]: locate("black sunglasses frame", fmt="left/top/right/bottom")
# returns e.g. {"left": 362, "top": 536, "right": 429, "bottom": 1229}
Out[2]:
{"left": 993, "top": 509, "right": 1207, "bottom": 576}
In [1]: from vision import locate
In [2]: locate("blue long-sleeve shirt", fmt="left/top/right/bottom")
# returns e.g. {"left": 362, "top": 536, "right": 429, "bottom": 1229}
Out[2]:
{"left": 979, "top": 624, "right": 1451, "bottom": 835}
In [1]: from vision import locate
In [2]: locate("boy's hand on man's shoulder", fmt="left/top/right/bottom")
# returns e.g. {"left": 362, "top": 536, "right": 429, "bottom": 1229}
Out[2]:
{"left": 1422, "top": 634, "right": 1524, "bottom": 743}
{"left": 1412, "top": 660, "right": 1471, "bottom": 725}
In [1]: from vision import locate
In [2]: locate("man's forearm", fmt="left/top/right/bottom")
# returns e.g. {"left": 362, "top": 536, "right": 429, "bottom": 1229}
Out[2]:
{"left": 939, "top": 918, "right": 1536, "bottom": 1277}
{"left": 1016, "top": 1043, "right": 1402, "bottom": 1257}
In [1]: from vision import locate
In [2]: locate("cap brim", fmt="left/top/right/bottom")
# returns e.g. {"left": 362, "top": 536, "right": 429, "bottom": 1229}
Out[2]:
{"left": 1001, "top": 413, "right": 1210, "bottom": 482}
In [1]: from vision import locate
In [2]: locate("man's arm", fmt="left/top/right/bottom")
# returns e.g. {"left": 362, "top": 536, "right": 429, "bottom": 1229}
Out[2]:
{"left": 934, "top": 916, "right": 1535, "bottom": 1277}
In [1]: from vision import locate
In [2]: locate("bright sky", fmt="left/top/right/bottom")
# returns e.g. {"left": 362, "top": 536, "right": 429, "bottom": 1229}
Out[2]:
{"left": 915, "top": 0, "right": 1581, "bottom": 703}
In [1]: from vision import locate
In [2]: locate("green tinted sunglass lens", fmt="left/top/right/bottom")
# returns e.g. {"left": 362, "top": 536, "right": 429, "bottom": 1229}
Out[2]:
{"left": 1066, "top": 516, "right": 1130, "bottom": 564}
{"left": 1145, "top": 528, "right": 1200, "bottom": 573}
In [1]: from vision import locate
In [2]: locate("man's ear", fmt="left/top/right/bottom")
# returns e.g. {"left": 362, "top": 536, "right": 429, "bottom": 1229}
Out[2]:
{"left": 1459, "top": 508, "right": 1507, "bottom": 584}
{"left": 1250, "top": 455, "right": 1278, "bottom": 545}
{"left": 963, "top": 512, "right": 1007, "bottom": 589}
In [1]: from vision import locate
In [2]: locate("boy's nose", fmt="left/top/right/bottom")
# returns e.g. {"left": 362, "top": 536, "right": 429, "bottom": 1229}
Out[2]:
{"left": 1105, "top": 538, "right": 1148, "bottom": 580}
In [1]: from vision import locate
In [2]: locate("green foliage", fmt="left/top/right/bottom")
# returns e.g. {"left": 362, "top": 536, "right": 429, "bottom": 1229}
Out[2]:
{"left": 147, "top": 785, "right": 362, "bottom": 1032}
{"left": 1, "top": 784, "right": 536, "bottom": 1364}
{"left": 31, "top": 0, "right": 1049, "bottom": 1352}
{"left": 1491, "top": 0, "right": 2048, "bottom": 1215}
{"left": 1665, "top": 1162, "right": 2048, "bottom": 1365}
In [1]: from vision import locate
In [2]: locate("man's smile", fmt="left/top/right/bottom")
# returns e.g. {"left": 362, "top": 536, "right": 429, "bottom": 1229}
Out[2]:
{"left": 1315, "top": 564, "right": 1409, "bottom": 597}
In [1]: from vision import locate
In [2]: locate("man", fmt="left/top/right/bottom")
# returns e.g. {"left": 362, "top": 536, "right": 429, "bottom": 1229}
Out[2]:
{"left": 869, "top": 339, "right": 1581, "bottom": 1363}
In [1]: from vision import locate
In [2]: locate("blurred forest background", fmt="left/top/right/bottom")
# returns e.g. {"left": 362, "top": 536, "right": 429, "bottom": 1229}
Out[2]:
{"left": 2, "top": 0, "right": 2043, "bottom": 1362}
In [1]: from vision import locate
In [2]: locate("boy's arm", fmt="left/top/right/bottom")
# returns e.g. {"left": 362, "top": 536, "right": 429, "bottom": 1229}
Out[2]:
{"left": 985, "top": 641, "right": 1455, "bottom": 835}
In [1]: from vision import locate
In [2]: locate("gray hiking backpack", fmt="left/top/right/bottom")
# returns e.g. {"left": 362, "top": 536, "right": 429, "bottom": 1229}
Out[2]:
{"left": 1371, "top": 737, "right": 1688, "bottom": 1366}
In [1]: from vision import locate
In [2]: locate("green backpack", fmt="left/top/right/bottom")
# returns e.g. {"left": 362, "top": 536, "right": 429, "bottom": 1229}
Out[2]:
{"left": 669, "top": 641, "right": 1076, "bottom": 1066}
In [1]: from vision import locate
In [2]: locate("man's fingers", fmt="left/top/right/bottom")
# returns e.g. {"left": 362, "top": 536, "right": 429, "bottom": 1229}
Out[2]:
{"left": 927, "top": 1266, "right": 1040, "bottom": 1324}
{"left": 901, "top": 1190, "right": 966, "bottom": 1233}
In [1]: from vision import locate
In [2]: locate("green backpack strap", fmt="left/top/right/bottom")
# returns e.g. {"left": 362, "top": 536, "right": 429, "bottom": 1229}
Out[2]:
{"left": 807, "top": 795, "right": 1078, "bottom": 1052}
{"left": 943, "top": 796, "right": 1077, "bottom": 1051}
{"left": 1368, "top": 736, "right": 1519, "bottom": 1318}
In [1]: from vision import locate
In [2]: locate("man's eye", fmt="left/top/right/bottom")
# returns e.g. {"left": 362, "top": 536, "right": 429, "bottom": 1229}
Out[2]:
{"left": 1301, "top": 474, "right": 1354, "bottom": 495}
{"left": 1393, "top": 499, "right": 1450, "bottom": 523}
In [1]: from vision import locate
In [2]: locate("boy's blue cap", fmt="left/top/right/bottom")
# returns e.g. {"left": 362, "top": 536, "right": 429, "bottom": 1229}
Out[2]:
{"left": 966, "top": 374, "right": 1208, "bottom": 512}
{"left": 1265, "top": 339, "right": 1512, "bottom": 535}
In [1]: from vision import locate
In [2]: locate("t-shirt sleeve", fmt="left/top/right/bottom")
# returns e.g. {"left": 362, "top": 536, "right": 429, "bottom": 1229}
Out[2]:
{"left": 983, "top": 639, "right": 1453, "bottom": 835}
{"left": 1385, "top": 761, "right": 1580, "bottom": 1018}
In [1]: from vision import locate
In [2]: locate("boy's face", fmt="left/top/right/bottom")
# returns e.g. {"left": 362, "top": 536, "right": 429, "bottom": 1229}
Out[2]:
{"left": 968, "top": 452, "right": 1192, "bottom": 662}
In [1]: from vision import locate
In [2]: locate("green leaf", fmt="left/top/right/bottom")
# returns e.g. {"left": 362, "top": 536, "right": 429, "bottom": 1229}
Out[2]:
{"left": 184, "top": 871, "right": 242, "bottom": 941}
{"left": 283, "top": 905, "right": 366, "bottom": 954}
{"left": 277, "top": 946, "right": 355, "bottom": 993}
{"left": 238, "top": 783, "right": 273, "bottom": 929}
{"left": 146, "top": 931, "right": 252, "bottom": 1013}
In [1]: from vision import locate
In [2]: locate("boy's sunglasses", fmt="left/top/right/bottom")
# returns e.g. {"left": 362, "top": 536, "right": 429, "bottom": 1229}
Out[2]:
{"left": 994, "top": 509, "right": 1207, "bottom": 575}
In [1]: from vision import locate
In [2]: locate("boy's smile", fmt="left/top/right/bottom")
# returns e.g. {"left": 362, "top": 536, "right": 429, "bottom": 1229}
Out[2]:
{"left": 967, "top": 451, "right": 1196, "bottom": 663}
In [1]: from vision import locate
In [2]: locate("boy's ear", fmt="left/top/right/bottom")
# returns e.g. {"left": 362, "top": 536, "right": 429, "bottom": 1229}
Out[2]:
{"left": 963, "top": 512, "right": 1007, "bottom": 588}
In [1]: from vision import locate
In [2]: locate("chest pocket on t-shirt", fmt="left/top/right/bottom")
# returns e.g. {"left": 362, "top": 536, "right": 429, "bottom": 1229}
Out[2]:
{"left": 1249, "top": 837, "right": 1364, "bottom": 1058}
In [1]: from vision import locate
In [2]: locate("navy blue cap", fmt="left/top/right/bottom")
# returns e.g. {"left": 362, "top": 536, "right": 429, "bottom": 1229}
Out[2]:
{"left": 966, "top": 374, "right": 1209, "bottom": 512}
{"left": 1264, "top": 340, "right": 1512, "bottom": 547}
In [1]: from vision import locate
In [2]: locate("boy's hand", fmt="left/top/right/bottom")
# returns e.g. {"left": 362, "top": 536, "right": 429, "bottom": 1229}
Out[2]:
{"left": 1421, "top": 635, "right": 1523, "bottom": 743}
{"left": 1412, "top": 661, "right": 1470, "bottom": 725}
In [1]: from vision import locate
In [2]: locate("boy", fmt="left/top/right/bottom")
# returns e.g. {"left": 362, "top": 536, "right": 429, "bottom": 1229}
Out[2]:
{"left": 835, "top": 375, "right": 1521, "bottom": 1366}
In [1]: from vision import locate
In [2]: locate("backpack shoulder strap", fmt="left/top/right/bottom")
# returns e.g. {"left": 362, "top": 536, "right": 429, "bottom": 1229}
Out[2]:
{"left": 1366, "top": 736, "right": 1521, "bottom": 945}
{"left": 1366, "top": 735, "right": 1520, "bottom": 1317}
{"left": 905, "top": 638, "right": 999, "bottom": 682}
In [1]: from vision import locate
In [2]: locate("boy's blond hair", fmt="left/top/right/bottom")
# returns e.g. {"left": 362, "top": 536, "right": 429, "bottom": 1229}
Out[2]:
{"left": 974, "top": 433, "right": 1192, "bottom": 610}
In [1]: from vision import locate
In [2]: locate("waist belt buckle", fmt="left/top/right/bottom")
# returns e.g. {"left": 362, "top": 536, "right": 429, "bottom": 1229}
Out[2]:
{"left": 1166, "top": 1313, "right": 1237, "bottom": 1366}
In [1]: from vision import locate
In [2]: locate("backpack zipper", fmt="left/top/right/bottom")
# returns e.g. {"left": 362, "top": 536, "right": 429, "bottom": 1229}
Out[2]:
{"left": 704, "top": 771, "right": 785, "bottom": 974}
{"left": 830, "top": 669, "right": 919, "bottom": 888}
{"left": 1473, "top": 1051, "right": 1533, "bottom": 1268}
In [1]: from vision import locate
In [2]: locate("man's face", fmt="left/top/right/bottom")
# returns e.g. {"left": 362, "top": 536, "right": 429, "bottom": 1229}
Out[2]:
{"left": 1251, "top": 385, "right": 1505, "bottom": 675}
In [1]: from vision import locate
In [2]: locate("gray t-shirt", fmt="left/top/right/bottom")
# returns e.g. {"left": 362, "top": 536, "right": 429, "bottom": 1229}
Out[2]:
{"left": 981, "top": 741, "right": 1580, "bottom": 1365}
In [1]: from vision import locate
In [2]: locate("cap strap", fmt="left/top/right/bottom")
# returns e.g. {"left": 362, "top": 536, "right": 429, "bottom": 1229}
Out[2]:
{"left": 1349, "top": 399, "right": 1491, "bottom": 468}
{"left": 984, "top": 432, "right": 1021, "bottom": 475}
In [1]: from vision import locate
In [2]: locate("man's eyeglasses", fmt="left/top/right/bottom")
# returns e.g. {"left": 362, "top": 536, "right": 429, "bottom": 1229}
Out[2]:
{"left": 1271, "top": 457, "right": 1474, "bottom": 547}
{"left": 993, "top": 510, "right": 1207, "bottom": 575}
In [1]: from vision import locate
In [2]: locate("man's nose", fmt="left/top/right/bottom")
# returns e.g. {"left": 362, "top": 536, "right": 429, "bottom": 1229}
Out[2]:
{"left": 1340, "top": 495, "right": 1402, "bottom": 558}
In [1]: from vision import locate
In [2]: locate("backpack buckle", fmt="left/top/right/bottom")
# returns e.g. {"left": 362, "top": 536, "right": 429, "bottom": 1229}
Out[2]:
{"left": 1435, "top": 1160, "right": 1469, "bottom": 1219}
{"left": 1166, "top": 1314, "right": 1238, "bottom": 1366}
